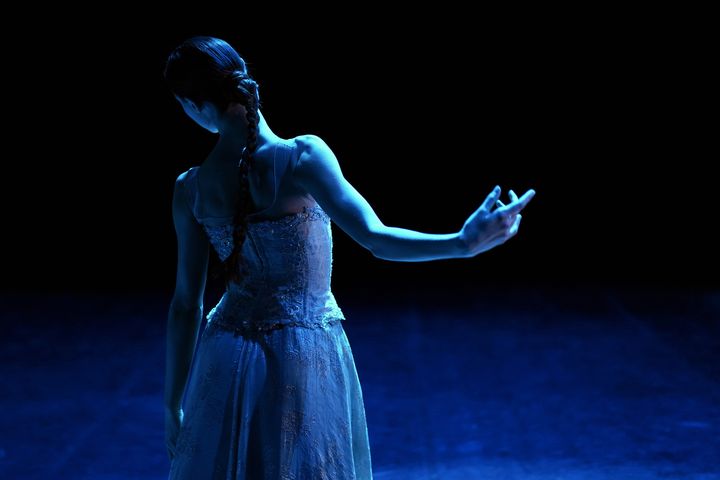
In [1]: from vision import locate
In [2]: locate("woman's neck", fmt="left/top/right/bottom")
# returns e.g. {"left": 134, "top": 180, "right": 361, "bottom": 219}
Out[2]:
{"left": 216, "top": 110, "right": 282, "bottom": 156}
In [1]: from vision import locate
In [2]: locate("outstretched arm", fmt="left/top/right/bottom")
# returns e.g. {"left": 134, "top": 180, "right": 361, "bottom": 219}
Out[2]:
{"left": 164, "top": 172, "right": 209, "bottom": 457}
{"left": 292, "top": 135, "right": 535, "bottom": 262}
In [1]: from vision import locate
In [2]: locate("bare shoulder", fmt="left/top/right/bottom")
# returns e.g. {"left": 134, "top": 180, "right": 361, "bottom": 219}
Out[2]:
{"left": 287, "top": 133, "right": 381, "bottom": 253}
{"left": 294, "top": 133, "right": 329, "bottom": 150}
{"left": 172, "top": 168, "right": 196, "bottom": 218}
{"left": 293, "top": 134, "right": 335, "bottom": 169}
{"left": 174, "top": 167, "right": 195, "bottom": 189}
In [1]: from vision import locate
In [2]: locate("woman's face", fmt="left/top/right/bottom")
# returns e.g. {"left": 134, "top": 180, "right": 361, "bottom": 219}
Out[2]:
{"left": 175, "top": 96, "right": 219, "bottom": 133}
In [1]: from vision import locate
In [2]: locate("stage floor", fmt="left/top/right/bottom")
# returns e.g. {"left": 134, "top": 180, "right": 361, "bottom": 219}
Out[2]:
{"left": 1, "top": 286, "right": 718, "bottom": 479}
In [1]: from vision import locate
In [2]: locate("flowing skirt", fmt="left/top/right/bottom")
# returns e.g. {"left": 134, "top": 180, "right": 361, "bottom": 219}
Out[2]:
{"left": 168, "top": 318, "right": 373, "bottom": 480}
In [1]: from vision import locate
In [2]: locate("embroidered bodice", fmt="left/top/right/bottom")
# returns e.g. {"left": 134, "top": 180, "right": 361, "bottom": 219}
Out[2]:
{"left": 180, "top": 141, "right": 346, "bottom": 334}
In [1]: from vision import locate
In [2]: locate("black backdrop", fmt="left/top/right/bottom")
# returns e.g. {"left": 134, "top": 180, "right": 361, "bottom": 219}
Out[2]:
{"left": 3, "top": 13, "right": 715, "bottom": 295}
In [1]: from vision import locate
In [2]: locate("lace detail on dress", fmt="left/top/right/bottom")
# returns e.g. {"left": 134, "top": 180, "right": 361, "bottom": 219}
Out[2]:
{"left": 248, "top": 203, "right": 329, "bottom": 226}
{"left": 211, "top": 317, "right": 344, "bottom": 337}
{"left": 203, "top": 224, "right": 236, "bottom": 262}
{"left": 202, "top": 204, "right": 329, "bottom": 262}
{"left": 199, "top": 201, "right": 345, "bottom": 332}
{"left": 205, "top": 282, "right": 346, "bottom": 334}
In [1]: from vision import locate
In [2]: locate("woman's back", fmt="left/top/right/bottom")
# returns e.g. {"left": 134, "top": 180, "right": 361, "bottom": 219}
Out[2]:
{"left": 180, "top": 138, "right": 346, "bottom": 334}
{"left": 191, "top": 136, "right": 316, "bottom": 225}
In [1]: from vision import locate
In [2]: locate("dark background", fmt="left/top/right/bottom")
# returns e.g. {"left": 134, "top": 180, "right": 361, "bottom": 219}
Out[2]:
{"left": 1, "top": 12, "right": 719, "bottom": 480}
{"left": 2, "top": 12, "right": 716, "bottom": 296}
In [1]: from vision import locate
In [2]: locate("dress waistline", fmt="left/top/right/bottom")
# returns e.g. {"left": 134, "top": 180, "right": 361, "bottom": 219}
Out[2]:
{"left": 209, "top": 317, "right": 344, "bottom": 338}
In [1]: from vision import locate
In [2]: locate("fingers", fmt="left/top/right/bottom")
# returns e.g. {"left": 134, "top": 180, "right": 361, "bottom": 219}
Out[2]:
{"left": 496, "top": 189, "right": 536, "bottom": 216}
{"left": 507, "top": 213, "right": 522, "bottom": 237}
{"left": 481, "top": 185, "right": 502, "bottom": 211}
{"left": 494, "top": 190, "right": 520, "bottom": 211}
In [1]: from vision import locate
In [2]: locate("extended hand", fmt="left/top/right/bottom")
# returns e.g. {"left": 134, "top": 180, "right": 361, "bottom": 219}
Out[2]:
{"left": 459, "top": 185, "right": 536, "bottom": 257}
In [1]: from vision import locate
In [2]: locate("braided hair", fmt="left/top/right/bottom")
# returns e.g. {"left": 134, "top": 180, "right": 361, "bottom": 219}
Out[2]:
{"left": 164, "top": 36, "right": 261, "bottom": 287}
{"left": 223, "top": 71, "right": 260, "bottom": 286}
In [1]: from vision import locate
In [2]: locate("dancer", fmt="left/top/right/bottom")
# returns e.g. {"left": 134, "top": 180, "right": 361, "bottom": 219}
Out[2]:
{"left": 164, "top": 36, "right": 535, "bottom": 479}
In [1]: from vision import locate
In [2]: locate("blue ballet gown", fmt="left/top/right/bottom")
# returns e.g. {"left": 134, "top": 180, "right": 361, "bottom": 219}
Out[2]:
{"left": 169, "top": 140, "right": 373, "bottom": 479}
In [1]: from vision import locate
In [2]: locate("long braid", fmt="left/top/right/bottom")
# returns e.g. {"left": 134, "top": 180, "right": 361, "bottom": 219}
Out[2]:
{"left": 208, "top": 71, "right": 260, "bottom": 287}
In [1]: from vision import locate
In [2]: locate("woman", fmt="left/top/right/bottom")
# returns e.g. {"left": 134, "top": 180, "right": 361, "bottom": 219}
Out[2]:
{"left": 164, "top": 36, "right": 535, "bottom": 479}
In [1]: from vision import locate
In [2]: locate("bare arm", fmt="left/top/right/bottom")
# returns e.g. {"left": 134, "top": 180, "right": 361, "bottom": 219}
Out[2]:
{"left": 292, "top": 135, "right": 468, "bottom": 262}
{"left": 164, "top": 172, "right": 209, "bottom": 413}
